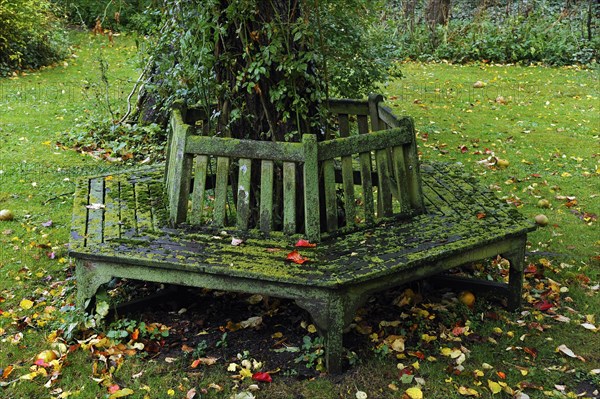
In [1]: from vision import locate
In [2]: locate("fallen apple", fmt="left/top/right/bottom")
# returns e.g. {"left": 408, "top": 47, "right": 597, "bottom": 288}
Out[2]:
{"left": 0, "top": 209, "right": 14, "bottom": 221}
{"left": 534, "top": 214, "right": 549, "bottom": 226}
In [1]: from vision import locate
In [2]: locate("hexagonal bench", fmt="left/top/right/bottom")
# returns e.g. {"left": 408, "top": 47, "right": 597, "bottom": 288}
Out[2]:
{"left": 69, "top": 95, "right": 534, "bottom": 373}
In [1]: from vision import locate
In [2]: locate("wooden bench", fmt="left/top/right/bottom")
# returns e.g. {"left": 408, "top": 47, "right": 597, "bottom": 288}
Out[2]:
{"left": 69, "top": 95, "right": 535, "bottom": 373}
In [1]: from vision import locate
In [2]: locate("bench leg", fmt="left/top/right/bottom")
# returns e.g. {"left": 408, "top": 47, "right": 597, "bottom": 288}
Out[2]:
{"left": 296, "top": 293, "right": 367, "bottom": 374}
{"left": 502, "top": 242, "right": 526, "bottom": 311}
{"left": 75, "top": 259, "right": 114, "bottom": 311}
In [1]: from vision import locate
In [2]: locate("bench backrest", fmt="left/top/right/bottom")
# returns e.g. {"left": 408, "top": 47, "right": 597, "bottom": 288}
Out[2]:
{"left": 165, "top": 94, "right": 424, "bottom": 241}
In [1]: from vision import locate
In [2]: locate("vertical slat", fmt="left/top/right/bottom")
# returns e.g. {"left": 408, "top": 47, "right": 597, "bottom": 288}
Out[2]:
{"left": 323, "top": 159, "right": 338, "bottom": 232}
{"left": 134, "top": 181, "right": 154, "bottom": 234}
{"left": 119, "top": 175, "right": 137, "bottom": 237}
{"left": 236, "top": 158, "right": 252, "bottom": 230}
{"left": 302, "top": 134, "right": 320, "bottom": 242}
{"left": 283, "top": 162, "right": 296, "bottom": 234}
{"left": 259, "top": 160, "right": 274, "bottom": 233}
{"left": 103, "top": 177, "right": 121, "bottom": 240}
{"left": 404, "top": 119, "right": 425, "bottom": 212}
{"left": 338, "top": 114, "right": 356, "bottom": 227}
{"left": 375, "top": 150, "right": 393, "bottom": 217}
{"left": 213, "top": 157, "right": 230, "bottom": 227}
{"left": 168, "top": 122, "right": 192, "bottom": 224}
{"left": 368, "top": 93, "right": 384, "bottom": 132}
{"left": 86, "top": 177, "right": 105, "bottom": 245}
{"left": 357, "top": 115, "right": 374, "bottom": 224}
{"left": 190, "top": 155, "right": 209, "bottom": 225}
{"left": 392, "top": 146, "right": 411, "bottom": 214}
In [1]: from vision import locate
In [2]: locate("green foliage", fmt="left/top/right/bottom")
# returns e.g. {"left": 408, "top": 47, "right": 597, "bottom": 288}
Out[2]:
{"left": 0, "top": 0, "right": 69, "bottom": 75}
{"left": 52, "top": 0, "right": 161, "bottom": 33}
{"left": 141, "top": 0, "right": 399, "bottom": 139}
{"left": 295, "top": 335, "right": 325, "bottom": 370}
{"left": 386, "top": 0, "right": 598, "bottom": 66}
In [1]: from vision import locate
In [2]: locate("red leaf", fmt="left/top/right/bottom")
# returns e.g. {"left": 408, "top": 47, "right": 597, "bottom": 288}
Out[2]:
{"left": 476, "top": 212, "right": 486, "bottom": 219}
{"left": 497, "top": 371, "right": 506, "bottom": 379}
{"left": 523, "top": 347, "right": 538, "bottom": 359}
{"left": 459, "top": 145, "right": 468, "bottom": 153}
{"left": 108, "top": 384, "right": 120, "bottom": 394}
{"left": 252, "top": 371, "right": 272, "bottom": 383}
{"left": 399, "top": 367, "right": 413, "bottom": 376}
{"left": 295, "top": 239, "right": 317, "bottom": 248}
{"left": 524, "top": 264, "right": 537, "bottom": 274}
{"left": 286, "top": 250, "right": 309, "bottom": 264}
{"left": 534, "top": 300, "right": 554, "bottom": 311}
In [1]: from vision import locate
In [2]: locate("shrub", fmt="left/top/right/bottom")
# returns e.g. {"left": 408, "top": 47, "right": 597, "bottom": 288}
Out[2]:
{"left": 0, "top": 0, "right": 69, "bottom": 75}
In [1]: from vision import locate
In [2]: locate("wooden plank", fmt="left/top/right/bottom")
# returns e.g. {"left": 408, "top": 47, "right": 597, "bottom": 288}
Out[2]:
{"left": 213, "top": 157, "right": 230, "bottom": 227}
{"left": 404, "top": 125, "right": 425, "bottom": 212}
{"left": 190, "top": 155, "right": 209, "bottom": 225}
{"left": 282, "top": 162, "right": 296, "bottom": 234}
{"left": 259, "top": 160, "right": 274, "bottom": 233}
{"left": 338, "top": 114, "right": 356, "bottom": 227}
{"left": 302, "top": 134, "right": 320, "bottom": 241}
{"left": 317, "top": 127, "right": 412, "bottom": 161}
{"left": 357, "top": 115, "right": 375, "bottom": 224}
{"left": 368, "top": 93, "right": 384, "bottom": 132}
{"left": 118, "top": 174, "right": 137, "bottom": 237}
{"left": 377, "top": 105, "right": 402, "bottom": 128}
{"left": 103, "top": 177, "right": 121, "bottom": 240}
{"left": 134, "top": 180, "right": 153, "bottom": 234}
{"left": 236, "top": 158, "right": 252, "bottom": 230}
{"left": 323, "top": 159, "right": 338, "bottom": 232}
{"left": 86, "top": 177, "right": 105, "bottom": 245}
{"left": 186, "top": 136, "right": 304, "bottom": 162}
{"left": 327, "top": 99, "right": 369, "bottom": 116}
{"left": 168, "top": 122, "right": 192, "bottom": 224}
{"left": 391, "top": 146, "right": 411, "bottom": 214}
{"left": 375, "top": 150, "right": 393, "bottom": 217}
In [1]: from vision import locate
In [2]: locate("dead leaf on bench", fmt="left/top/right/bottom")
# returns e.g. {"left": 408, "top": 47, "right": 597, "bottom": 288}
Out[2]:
{"left": 86, "top": 203, "right": 105, "bottom": 210}
{"left": 295, "top": 239, "right": 316, "bottom": 248}
{"left": 286, "top": 250, "right": 309, "bottom": 264}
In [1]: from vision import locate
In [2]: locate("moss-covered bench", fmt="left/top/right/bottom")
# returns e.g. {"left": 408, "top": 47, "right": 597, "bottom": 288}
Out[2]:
{"left": 69, "top": 95, "right": 535, "bottom": 373}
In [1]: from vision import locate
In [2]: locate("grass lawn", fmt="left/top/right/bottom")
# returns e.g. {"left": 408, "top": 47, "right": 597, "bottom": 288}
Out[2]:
{"left": 0, "top": 32, "right": 598, "bottom": 399}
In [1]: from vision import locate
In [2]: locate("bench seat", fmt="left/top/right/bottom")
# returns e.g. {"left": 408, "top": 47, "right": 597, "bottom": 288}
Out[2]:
{"left": 69, "top": 162, "right": 534, "bottom": 373}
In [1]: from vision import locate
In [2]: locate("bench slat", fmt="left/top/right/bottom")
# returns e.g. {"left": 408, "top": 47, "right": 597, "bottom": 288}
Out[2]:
{"left": 357, "top": 115, "right": 375, "bottom": 224}
{"left": 103, "top": 177, "right": 121, "bottom": 240}
{"left": 302, "top": 135, "right": 320, "bottom": 241}
{"left": 323, "top": 159, "right": 338, "bottom": 231}
{"left": 338, "top": 114, "right": 356, "bottom": 227}
{"left": 186, "top": 136, "right": 304, "bottom": 162}
{"left": 213, "top": 157, "right": 230, "bottom": 227}
{"left": 317, "top": 127, "right": 412, "bottom": 161}
{"left": 87, "top": 177, "right": 105, "bottom": 245}
{"left": 391, "top": 146, "right": 411, "bottom": 214}
{"left": 375, "top": 149, "right": 393, "bottom": 217}
{"left": 283, "top": 162, "right": 296, "bottom": 234}
{"left": 135, "top": 180, "right": 154, "bottom": 234}
{"left": 236, "top": 158, "right": 252, "bottom": 230}
{"left": 190, "top": 155, "right": 209, "bottom": 225}
{"left": 119, "top": 175, "right": 138, "bottom": 237}
{"left": 260, "top": 160, "right": 274, "bottom": 233}
{"left": 327, "top": 99, "right": 369, "bottom": 116}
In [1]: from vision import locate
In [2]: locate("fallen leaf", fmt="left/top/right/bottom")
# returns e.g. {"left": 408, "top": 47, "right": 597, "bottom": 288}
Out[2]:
{"left": 186, "top": 388, "right": 197, "bottom": 399}
{"left": 231, "top": 237, "right": 245, "bottom": 246}
{"left": 488, "top": 380, "right": 502, "bottom": 394}
{"left": 581, "top": 323, "right": 597, "bottom": 331}
{"left": 251, "top": 371, "right": 272, "bottom": 383}
{"left": 191, "top": 357, "right": 218, "bottom": 367}
{"left": 19, "top": 299, "right": 34, "bottom": 310}
{"left": 556, "top": 344, "right": 585, "bottom": 361}
{"left": 295, "top": 239, "right": 316, "bottom": 248}
{"left": 286, "top": 250, "right": 309, "bottom": 264}
{"left": 458, "top": 386, "right": 480, "bottom": 396}
{"left": 355, "top": 391, "right": 368, "bottom": 399}
{"left": 404, "top": 387, "right": 423, "bottom": 399}
{"left": 109, "top": 388, "right": 134, "bottom": 399}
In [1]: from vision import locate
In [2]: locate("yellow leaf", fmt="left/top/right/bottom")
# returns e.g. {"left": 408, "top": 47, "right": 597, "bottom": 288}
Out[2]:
{"left": 20, "top": 299, "right": 34, "bottom": 310}
{"left": 307, "top": 324, "right": 317, "bottom": 333}
{"left": 458, "top": 386, "right": 480, "bottom": 396}
{"left": 440, "top": 347, "right": 453, "bottom": 356}
{"left": 391, "top": 338, "right": 405, "bottom": 352}
{"left": 474, "top": 370, "right": 484, "bottom": 378}
{"left": 405, "top": 387, "right": 423, "bottom": 399}
{"left": 488, "top": 380, "right": 502, "bottom": 394}
{"left": 421, "top": 334, "right": 437, "bottom": 343}
{"left": 167, "top": 389, "right": 175, "bottom": 396}
{"left": 109, "top": 388, "right": 134, "bottom": 399}
{"left": 240, "top": 368, "right": 253, "bottom": 379}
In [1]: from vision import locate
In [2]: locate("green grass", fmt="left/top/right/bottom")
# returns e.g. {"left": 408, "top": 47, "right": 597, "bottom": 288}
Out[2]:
{"left": 1, "top": 33, "right": 599, "bottom": 399}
